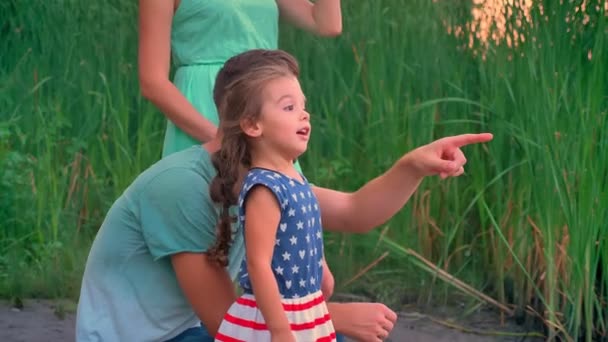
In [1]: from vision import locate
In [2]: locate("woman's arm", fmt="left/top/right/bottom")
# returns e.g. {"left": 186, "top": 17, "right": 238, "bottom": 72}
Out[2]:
{"left": 171, "top": 252, "right": 236, "bottom": 336}
{"left": 276, "top": 0, "right": 342, "bottom": 36}
{"left": 244, "top": 186, "right": 294, "bottom": 339}
{"left": 138, "top": 0, "right": 217, "bottom": 143}
{"left": 313, "top": 133, "right": 493, "bottom": 233}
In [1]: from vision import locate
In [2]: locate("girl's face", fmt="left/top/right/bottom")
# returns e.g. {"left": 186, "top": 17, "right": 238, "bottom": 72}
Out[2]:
{"left": 243, "top": 76, "right": 311, "bottom": 162}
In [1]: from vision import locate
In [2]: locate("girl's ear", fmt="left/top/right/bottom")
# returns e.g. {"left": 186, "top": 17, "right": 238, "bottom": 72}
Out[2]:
{"left": 241, "top": 117, "right": 262, "bottom": 138}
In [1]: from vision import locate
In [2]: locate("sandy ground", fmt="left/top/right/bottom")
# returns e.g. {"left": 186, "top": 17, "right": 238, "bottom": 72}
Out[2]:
{"left": 0, "top": 299, "right": 544, "bottom": 342}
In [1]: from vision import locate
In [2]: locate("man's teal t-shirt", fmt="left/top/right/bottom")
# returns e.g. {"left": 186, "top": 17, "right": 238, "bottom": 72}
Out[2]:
{"left": 75, "top": 146, "right": 243, "bottom": 342}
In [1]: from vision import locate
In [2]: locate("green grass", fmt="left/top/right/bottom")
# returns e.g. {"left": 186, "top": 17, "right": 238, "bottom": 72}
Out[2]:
{"left": 1, "top": 0, "right": 606, "bottom": 339}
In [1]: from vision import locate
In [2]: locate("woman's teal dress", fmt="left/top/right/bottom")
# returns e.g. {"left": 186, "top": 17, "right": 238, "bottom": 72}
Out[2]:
{"left": 164, "top": 0, "right": 279, "bottom": 157}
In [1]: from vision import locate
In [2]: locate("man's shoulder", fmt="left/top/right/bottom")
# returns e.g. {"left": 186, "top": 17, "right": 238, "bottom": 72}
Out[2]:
{"left": 136, "top": 146, "right": 216, "bottom": 191}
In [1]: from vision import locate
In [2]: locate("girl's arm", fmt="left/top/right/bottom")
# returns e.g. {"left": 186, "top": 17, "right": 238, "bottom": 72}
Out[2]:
{"left": 313, "top": 133, "right": 493, "bottom": 233}
{"left": 276, "top": 0, "right": 342, "bottom": 37}
{"left": 320, "top": 258, "right": 335, "bottom": 300}
{"left": 138, "top": 0, "right": 217, "bottom": 143}
{"left": 244, "top": 186, "right": 294, "bottom": 339}
{"left": 171, "top": 252, "right": 236, "bottom": 336}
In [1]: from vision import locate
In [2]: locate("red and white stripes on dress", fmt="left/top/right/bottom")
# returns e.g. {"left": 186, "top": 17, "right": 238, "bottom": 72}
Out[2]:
{"left": 215, "top": 291, "right": 336, "bottom": 342}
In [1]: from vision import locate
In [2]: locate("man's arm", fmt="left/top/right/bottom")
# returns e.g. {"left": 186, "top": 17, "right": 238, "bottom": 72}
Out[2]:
{"left": 140, "top": 165, "right": 237, "bottom": 336}
{"left": 172, "top": 252, "right": 236, "bottom": 336}
{"left": 312, "top": 156, "right": 423, "bottom": 233}
{"left": 313, "top": 133, "right": 493, "bottom": 233}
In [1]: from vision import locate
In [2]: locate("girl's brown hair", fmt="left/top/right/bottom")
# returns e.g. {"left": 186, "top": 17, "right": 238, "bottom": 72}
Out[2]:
{"left": 207, "top": 49, "right": 300, "bottom": 266}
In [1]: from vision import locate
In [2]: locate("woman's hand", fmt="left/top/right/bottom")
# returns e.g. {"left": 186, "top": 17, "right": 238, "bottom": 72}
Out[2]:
{"left": 276, "top": 0, "right": 342, "bottom": 36}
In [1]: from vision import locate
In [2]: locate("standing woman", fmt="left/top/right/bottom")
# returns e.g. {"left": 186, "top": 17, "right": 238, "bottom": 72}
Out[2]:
{"left": 138, "top": 0, "right": 342, "bottom": 158}
{"left": 137, "top": 2, "right": 346, "bottom": 341}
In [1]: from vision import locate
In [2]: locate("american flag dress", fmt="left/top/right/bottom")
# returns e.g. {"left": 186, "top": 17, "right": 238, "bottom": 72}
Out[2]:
{"left": 215, "top": 168, "right": 336, "bottom": 342}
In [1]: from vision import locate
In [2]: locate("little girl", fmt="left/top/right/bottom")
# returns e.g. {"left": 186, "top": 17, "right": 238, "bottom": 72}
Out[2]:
{"left": 208, "top": 49, "right": 336, "bottom": 341}
{"left": 205, "top": 48, "right": 494, "bottom": 342}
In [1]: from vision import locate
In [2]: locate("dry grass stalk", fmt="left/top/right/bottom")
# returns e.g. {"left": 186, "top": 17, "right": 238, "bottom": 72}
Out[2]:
{"left": 404, "top": 247, "right": 515, "bottom": 315}
{"left": 341, "top": 251, "right": 390, "bottom": 288}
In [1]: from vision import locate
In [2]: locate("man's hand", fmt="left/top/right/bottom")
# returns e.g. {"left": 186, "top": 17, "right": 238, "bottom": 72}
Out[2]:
{"left": 328, "top": 302, "right": 397, "bottom": 342}
{"left": 404, "top": 133, "right": 493, "bottom": 179}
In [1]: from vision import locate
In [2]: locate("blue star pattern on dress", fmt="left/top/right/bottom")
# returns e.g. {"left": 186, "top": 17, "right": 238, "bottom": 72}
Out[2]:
{"left": 237, "top": 168, "right": 324, "bottom": 298}
{"left": 215, "top": 168, "right": 335, "bottom": 341}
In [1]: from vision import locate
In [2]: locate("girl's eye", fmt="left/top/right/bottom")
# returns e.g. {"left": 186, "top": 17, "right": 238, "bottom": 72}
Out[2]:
{"left": 284, "top": 105, "right": 294, "bottom": 111}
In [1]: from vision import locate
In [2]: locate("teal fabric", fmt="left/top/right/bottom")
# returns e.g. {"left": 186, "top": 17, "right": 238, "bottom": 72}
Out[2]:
{"left": 163, "top": 0, "right": 279, "bottom": 157}
{"left": 76, "top": 146, "right": 244, "bottom": 342}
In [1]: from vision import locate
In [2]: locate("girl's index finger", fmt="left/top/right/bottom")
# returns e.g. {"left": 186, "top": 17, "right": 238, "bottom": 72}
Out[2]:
{"left": 448, "top": 133, "right": 493, "bottom": 148}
